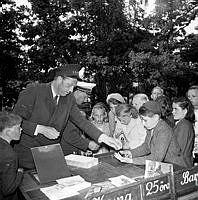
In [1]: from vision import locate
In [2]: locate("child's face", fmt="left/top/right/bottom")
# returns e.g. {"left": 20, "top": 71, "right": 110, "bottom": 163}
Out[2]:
{"left": 109, "top": 103, "right": 117, "bottom": 114}
{"left": 132, "top": 97, "right": 145, "bottom": 111}
{"left": 140, "top": 115, "right": 159, "bottom": 130}
{"left": 187, "top": 89, "right": 198, "bottom": 108}
{"left": 9, "top": 124, "right": 22, "bottom": 141}
{"left": 172, "top": 102, "right": 187, "bottom": 121}
{"left": 92, "top": 109, "right": 105, "bottom": 124}
{"left": 151, "top": 88, "right": 162, "bottom": 101}
{"left": 117, "top": 110, "right": 131, "bottom": 125}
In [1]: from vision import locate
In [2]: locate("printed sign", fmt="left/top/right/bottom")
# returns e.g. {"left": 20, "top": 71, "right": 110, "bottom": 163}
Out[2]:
{"left": 174, "top": 166, "right": 198, "bottom": 196}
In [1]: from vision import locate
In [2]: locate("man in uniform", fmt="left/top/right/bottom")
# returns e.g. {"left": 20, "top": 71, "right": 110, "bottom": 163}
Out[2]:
{"left": 13, "top": 64, "right": 121, "bottom": 169}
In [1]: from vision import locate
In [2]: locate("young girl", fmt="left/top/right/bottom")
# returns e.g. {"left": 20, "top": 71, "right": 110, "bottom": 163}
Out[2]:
{"left": 106, "top": 93, "right": 125, "bottom": 136}
{"left": 90, "top": 102, "right": 111, "bottom": 154}
{"left": 114, "top": 104, "right": 147, "bottom": 149}
{"left": 172, "top": 97, "right": 195, "bottom": 167}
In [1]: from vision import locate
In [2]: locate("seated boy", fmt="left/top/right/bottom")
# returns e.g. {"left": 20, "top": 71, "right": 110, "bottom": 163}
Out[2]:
{"left": 120, "top": 101, "right": 187, "bottom": 167}
{"left": 0, "top": 112, "right": 24, "bottom": 200}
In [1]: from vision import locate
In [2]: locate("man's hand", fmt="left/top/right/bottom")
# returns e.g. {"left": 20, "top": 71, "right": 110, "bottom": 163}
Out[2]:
{"left": 37, "top": 125, "right": 60, "bottom": 139}
{"left": 119, "top": 150, "right": 132, "bottom": 159}
{"left": 88, "top": 141, "right": 99, "bottom": 151}
{"left": 98, "top": 134, "right": 122, "bottom": 150}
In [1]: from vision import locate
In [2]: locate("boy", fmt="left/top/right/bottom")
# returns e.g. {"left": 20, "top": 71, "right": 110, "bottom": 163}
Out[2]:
{"left": 120, "top": 101, "right": 187, "bottom": 167}
{"left": 0, "top": 112, "right": 24, "bottom": 200}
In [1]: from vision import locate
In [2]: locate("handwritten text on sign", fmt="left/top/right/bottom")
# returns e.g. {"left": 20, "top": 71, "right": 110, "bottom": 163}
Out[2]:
{"left": 175, "top": 167, "right": 198, "bottom": 195}
{"left": 89, "top": 184, "right": 141, "bottom": 200}
{"left": 143, "top": 175, "right": 171, "bottom": 199}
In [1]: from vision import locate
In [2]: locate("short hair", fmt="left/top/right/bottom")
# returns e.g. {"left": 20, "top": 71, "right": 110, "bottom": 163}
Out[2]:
{"left": 0, "top": 112, "right": 22, "bottom": 133}
{"left": 133, "top": 93, "right": 149, "bottom": 102}
{"left": 188, "top": 85, "right": 198, "bottom": 92}
{"left": 172, "top": 97, "right": 195, "bottom": 123}
{"left": 139, "top": 106, "right": 155, "bottom": 117}
{"left": 156, "top": 96, "right": 172, "bottom": 117}
{"left": 152, "top": 86, "right": 164, "bottom": 94}
{"left": 115, "top": 104, "right": 139, "bottom": 119}
{"left": 90, "top": 102, "right": 108, "bottom": 122}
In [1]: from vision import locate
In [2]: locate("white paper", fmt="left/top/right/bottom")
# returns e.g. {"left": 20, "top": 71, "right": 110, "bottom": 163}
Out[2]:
{"left": 40, "top": 184, "right": 79, "bottom": 200}
{"left": 109, "top": 175, "right": 136, "bottom": 187}
{"left": 56, "top": 175, "right": 91, "bottom": 192}
{"left": 56, "top": 175, "right": 85, "bottom": 185}
{"left": 65, "top": 154, "right": 98, "bottom": 168}
{"left": 41, "top": 175, "right": 92, "bottom": 200}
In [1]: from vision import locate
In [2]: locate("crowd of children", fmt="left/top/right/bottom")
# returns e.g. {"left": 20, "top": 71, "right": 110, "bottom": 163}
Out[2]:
{"left": 1, "top": 83, "right": 198, "bottom": 200}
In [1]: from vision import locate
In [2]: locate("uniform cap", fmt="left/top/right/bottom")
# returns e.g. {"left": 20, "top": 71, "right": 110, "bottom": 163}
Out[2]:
{"left": 55, "top": 64, "right": 82, "bottom": 79}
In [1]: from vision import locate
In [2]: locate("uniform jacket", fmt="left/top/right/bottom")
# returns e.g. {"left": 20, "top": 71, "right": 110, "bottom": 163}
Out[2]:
{"left": 0, "top": 138, "right": 23, "bottom": 200}
{"left": 131, "top": 120, "right": 187, "bottom": 167}
{"left": 60, "top": 120, "right": 90, "bottom": 155}
{"left": 13, "top": 83, "right": 102, "bottom": 169}
{"left": 173, "top": 118, "right": 194, "bottom": 167}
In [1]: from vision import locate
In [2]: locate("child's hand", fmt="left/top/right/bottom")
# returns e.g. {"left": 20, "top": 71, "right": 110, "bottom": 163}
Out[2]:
{"left": 114, "top": 130, "right": 124, "bottom": 138}
{"left": 88, "top": 141, "right": 99, "bottom": 151}
{"left": 98, "top": 134, "right": 122, "bottom": 150}
{"left": 119, "top": 150, "right": 132, "bottom": 159}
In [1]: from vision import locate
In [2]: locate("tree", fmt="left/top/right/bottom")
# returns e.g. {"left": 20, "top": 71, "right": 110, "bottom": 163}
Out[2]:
{"left": 0, "top": 0, "right": 26, "bottom": 109}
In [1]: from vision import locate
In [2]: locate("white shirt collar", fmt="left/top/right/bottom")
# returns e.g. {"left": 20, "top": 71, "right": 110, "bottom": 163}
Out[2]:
{"left": 51, "top": 84, "right": 60, "bottom": 103}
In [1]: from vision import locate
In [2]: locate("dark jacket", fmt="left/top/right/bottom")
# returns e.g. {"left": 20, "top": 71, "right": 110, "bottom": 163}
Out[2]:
{"left": 131, "top": 120, "right": 187, "bottom": 167}
{"left": 0, "top": 138, "right": 23, "bottom": 200}
{"left": 173, "top": 118, "right": 194, "bottom": 167}
{"left": 60, "top": 120, "right": 90, "bottom": 155}
{"left": 13, "top": 83, "right": 102, "bottom": 169}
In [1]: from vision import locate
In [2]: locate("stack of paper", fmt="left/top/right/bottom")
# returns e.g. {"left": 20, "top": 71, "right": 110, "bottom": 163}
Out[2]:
{"left": 65, "top": 154, "right": 98, "bottom": 168}
{"left": 40, "top": 184, "right": 79, "bottom": 200}
{"left": 109, "top": 175, "right": 136, "bottom": 187}
{"left": 40, "top": 175, "right": 91, "bottom": 200}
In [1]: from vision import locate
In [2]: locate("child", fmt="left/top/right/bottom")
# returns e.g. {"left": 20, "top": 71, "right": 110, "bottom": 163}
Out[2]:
{"left": 106, "top": 93, "right": 125, "bottom": 136}
{"left": 0, "top": 112, "right": 24, "bottom": 200}
{"left": 172, "top": 97, "right": 195, "bottom": 167}
{"left": 120, "top": 101, "right": 187, "bottom": 167}
{"left": 90, "top": 103, "right": 111, "bottom": 154}
{"left": 114, "top": 104, "right": 147, "bottom": 149}
{"left": 132, "top": 93, "right": 149, "bottom": 111}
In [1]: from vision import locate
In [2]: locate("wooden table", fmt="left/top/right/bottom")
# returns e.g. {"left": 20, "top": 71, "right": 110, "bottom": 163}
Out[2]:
{"left": 19, "top": 153, "right": 198, "bottom": 200}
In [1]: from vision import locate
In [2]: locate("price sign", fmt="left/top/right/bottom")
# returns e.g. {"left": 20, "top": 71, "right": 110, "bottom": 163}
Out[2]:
{"left": 174, "top": 166, "right": 198, "bottom": 196}
{"left": 142, "top": 174, "right": 172, "bottom": 199}
{"left": 88, "top": 183, "right": 141, "bottom": 200}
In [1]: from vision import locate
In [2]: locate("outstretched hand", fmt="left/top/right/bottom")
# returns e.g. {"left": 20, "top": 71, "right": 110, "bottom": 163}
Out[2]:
{"left": 98, "top": 134, "right": 122, "bottom": 150}
{"left": 119, "top": 150, "right": 133, "bottom": 159}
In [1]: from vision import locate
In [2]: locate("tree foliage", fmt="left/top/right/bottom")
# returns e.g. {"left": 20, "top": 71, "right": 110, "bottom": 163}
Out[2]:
{"left": 1, "top": 0, "right": 198, "bottom": 109}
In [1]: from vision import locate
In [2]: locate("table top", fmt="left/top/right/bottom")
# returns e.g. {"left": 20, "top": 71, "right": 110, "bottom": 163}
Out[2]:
{"left": 20, "top": 153, "right": 145, "bottom": 200}
{"left": 19, "top": 153, "right": 198, "bottom": 200}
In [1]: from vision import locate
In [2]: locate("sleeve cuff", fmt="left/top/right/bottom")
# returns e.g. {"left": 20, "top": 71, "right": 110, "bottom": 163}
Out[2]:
{"left": 98, "top": 134, "right": 105, "bottom": 143}
{"left": 34, "top": 125, "right": 39, "bottom": 136}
